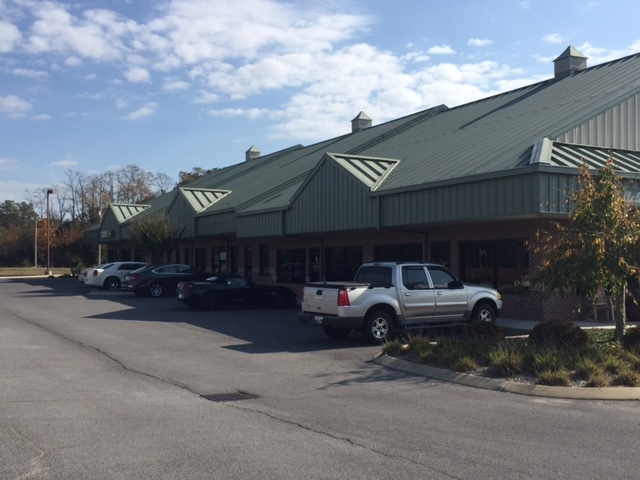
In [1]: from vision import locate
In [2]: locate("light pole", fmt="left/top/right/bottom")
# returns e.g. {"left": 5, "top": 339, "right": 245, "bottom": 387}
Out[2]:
{"left": 34, "top": 219, "right": 38, "bottom": 267}
{"left": 46, "top": 189, "right": 55, "bottom": 275}
{"left": 97, "top": 182, "right": 103, "bottom": 266}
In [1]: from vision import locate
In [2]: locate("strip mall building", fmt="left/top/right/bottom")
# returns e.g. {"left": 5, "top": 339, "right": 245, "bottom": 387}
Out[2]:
{"left": 88, "top": 48, "right": 640, "bottom": 323}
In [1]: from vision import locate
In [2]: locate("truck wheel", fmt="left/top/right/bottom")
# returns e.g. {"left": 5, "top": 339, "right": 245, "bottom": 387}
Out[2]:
{"left": 471, "top": 303, "right": 496, "bottom": 323}
{"left": 363, "top": 310, "right": 393, "bottom": 344}
{"left": 322, "top": 326, "right": 351, "bottom": 339}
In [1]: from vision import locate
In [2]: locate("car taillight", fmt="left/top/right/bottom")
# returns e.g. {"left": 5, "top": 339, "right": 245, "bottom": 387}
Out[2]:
{"left": 130, "top": 274, "right": 141, "bottom": 281}
{"left": 180, "top": 283, "right": 192, "bottom": 292}
{"left": 92, "top": 270, "right": 99, "bottom": 277}
{"left": 337, "top": 288, "right": 350, "bottom": 307}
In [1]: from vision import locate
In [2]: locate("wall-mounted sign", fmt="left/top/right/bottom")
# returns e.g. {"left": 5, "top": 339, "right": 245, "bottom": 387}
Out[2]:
{"left": 100, "top": 229, "right": 115, "bottom": 240}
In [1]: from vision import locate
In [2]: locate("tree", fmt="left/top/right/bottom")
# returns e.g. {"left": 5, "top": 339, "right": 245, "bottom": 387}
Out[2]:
{"left": 534, "top": 159, "right": 640, "bottom": 340}
{"left": 0, "top": 201, "right": 39, "bottom": 266}
{"left": 176, "top": 167, "right": 217, "bottom": 188}
{"left": 128, "top": 213, "right": 185, "bottom": 263}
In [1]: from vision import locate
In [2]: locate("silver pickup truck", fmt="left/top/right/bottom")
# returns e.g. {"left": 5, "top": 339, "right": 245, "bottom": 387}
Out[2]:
{"left": 298, "top": 262, "right": 503, "bottom": 344}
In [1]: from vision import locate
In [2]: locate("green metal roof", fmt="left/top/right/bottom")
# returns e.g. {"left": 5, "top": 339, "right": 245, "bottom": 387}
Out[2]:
{"left": 106, "top": 49, "right": 640, "bottom": 229}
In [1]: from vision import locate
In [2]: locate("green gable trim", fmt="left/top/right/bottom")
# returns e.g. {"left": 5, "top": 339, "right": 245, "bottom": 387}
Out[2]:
{"left": 542, "top": 141, "right": 640, "bottom": 172}
{"left": 179, "top": 187, "right": 231, "bottom": 213}
{"left": 110, "top": 204, "right": 150, "bottom": 223}
{"left": 326, "top": 153, "right": 400, "bottom": 191}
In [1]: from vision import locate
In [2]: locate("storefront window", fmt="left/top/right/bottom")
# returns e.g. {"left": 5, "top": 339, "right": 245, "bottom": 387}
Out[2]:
{"left": 277, "top": 248, "right": 306, "bottom": 283}
{"left": 460, "top": 239, "right": 528, "bottom": 291}
{"left": 374, "top": 244, "right": 422, "bottom": 262}
{"left": 325, "top": 246, "right": 362, "bottom": 281}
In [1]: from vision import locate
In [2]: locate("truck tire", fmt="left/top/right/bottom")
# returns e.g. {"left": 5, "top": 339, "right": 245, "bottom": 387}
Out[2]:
{"left": 322, "top": 326, "right": 351, "bottom": 339}
{"left": 471, "top": 302, "right": 496, "bottom": 323}
{"left": 363, "top": 310, "right": 393, "bottom": 344}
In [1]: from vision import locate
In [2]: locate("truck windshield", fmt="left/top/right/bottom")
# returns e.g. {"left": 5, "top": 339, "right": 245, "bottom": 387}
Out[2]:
{"left": 355, "top": 266, "right": 392, "bottom": 285}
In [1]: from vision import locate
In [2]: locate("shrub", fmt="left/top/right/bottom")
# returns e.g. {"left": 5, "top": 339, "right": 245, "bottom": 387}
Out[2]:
{"left": 382, "top": 338, "right": 405, "bottom": 357}
{"left": 603, "top": 356, "right": 625, "bottom": 375}
{"left": 435, "top": 338, "right": 466, "bottom": 366}
{"left": 462, "top": 321, "right": 505, "bottom": 344}
{"left": 585, "top": 372, "right": 609, "bottom": 388}
{"left": 622, "top": 326, "right": 640, "bottom": 354}
{"left": 536, "top": 368, "right": 572, "bottom": 386}
{"left": 452, "top": 356, "right": 478, "bottom": 373}
{"left": 528, "top": 320, "right": 589, "bottom": 350}
{"left": 531, "top": 347, "right": 568, "bottom": 373}
{"left": 489, "top": 344, "right": 524, "bottom": 377}
{"left": 612, "top": 369, "right": 640, "bottom": 387}
{"left": 574, "top": 356, "right": 601, "bottom": 380}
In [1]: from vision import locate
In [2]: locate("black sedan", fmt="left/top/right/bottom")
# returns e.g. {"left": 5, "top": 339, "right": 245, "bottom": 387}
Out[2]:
{"left": 122, "top": 264, "right": 208, "bottom": 298}
{"left": 177, "top": 274, "right": 297, "bottom": 310}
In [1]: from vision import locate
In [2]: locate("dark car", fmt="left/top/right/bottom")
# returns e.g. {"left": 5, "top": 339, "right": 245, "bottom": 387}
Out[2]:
{"left": 177, "top": 274, "right": 297, "bottom": 310}
{"left": 122, "top": 264, "right": 207, "bottom": 298}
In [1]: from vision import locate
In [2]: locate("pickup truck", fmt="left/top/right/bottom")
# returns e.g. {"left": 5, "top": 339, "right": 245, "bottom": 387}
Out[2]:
{"left": 298, "top": 262, "right": 503, "bottom": 344}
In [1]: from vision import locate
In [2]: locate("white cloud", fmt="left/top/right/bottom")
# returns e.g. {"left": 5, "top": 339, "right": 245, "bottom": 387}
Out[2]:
{"left": 25, "top": 2, "right": 128, "bottom": 60}
{"left": 162, "top": 79, "right": 189, "bottom": 91}
{"left": 122, "top": 102, "right": 157, "bottom": 119}
{"left": 0, "top": 157, "right": 18, "bottom": 170}
{"left": 207, "top": 107, "right": 269, "bottom": 119}
{"left": 34, "top": 114, "right": 52, "bottom": 121}
{"left": 542, "top": 33, "right": 564, "bottom": 44}
{"left": 11, "top": 68, "right": 48, "bottom": 78}
{"left": 0, "top": 95, "right": 32, "bottom": 117}
{"left": 124, "top": 66, "right": 151, "bottom": 83}
{"left": 428, "top": 45, "right": 455, "bottom": 55}
{"left": 0, "top": 21, "right": 21, "bottom": 52}
{"left": 65, "top": 56, "right": 83, "bottom": 66}
{"left": 48, "top": 159, "right": 79, "bottom": 167}
{"left": 468, "top": 38, "right": 492, "bottom": 47}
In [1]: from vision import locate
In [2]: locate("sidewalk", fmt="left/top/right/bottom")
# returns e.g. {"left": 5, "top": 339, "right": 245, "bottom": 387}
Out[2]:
{"left": 496, "top": 317, "right": 639, "bottom": 335}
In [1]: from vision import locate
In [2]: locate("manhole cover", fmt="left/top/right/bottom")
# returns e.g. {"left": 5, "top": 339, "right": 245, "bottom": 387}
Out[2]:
{"left": 201, "top": 391, "right": 257, "bottom": 402}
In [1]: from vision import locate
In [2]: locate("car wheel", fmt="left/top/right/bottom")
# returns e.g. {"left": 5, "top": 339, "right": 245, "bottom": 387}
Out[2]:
{"left": 363, "top": 310, "right": 393, "bottom": 344}
{"left": 202, "top": 292, "right": 219, "bottom": 310}
{"left": 471, "top": 302, "right": 496, "bottom": 323}
{"left": 273, "top": 292, "right": 291, "bottom": 309}
{"left": 148, "top": 283, "right": 163, "bottom": 298}
{"left": 322, "top": 326, "right": 351, "bottom": 339}
{"left": 103, "top": 276, "right": 121, "bottom": 290}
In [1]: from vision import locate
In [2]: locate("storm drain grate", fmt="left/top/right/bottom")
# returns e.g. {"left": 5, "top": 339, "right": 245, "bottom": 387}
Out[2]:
{"left": 201, "top": 391, "right": 257, "bottom": 403}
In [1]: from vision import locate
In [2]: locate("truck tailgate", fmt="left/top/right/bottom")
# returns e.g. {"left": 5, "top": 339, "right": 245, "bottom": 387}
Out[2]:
{"left": 301, "top": 282, "right": 365, "bottom": 315}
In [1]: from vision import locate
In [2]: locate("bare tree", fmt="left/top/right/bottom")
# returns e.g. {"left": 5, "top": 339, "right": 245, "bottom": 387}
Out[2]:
{"left": 151, "top": 172, "right": 175, "bottom": 196}
{"left": 117, "top": 164, "right": 154, "bottom": 204}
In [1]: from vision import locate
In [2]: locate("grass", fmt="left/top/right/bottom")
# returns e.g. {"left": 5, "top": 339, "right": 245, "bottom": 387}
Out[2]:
{"left": 382, "top": 325, "right": 640, "bottom": 388}
{"left": 0, "top": 267, "right": 74, "bottom": 277}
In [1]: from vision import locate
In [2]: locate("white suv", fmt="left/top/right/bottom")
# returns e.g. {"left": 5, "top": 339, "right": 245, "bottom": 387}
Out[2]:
{"left": 85, "top": 262, "right": 148, "bottom": 290}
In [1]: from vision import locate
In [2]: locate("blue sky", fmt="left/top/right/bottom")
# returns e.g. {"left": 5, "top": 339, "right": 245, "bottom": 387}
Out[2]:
{"left": 2, "top": 0, "right": 640, "bottom": 203}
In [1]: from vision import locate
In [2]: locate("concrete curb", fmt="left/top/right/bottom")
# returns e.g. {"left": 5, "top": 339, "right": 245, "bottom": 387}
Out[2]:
{"left": 373, "top": 353, "right": 640, "bottom": 401}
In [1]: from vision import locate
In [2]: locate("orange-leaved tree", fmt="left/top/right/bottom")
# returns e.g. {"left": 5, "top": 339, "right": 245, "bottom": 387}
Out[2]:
{"left": 534, "top": 159, "right": 640, "bottom": 340}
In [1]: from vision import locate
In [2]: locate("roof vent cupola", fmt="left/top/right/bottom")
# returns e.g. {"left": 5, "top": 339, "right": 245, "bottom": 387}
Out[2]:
{"left": 351, "top": 111, "right": 372, "bottom": 133}
{"left": 553, "top": 46, "right": 588, "bottom": 80}
{"left": 245, "top": 145, "right": 260, "bottom": 162}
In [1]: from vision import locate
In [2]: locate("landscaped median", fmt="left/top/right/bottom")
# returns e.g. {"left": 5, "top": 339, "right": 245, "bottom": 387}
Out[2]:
{"left": 373, "top": 320, "right": 640, "bottom": 400}
{"left": 373, "top": 352, "right": 640, "bottom": 400}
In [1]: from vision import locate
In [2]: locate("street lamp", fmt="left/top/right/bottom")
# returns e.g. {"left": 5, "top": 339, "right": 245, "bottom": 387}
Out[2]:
{"left": 46, "top": 189, "right": 55, "bottom": 275}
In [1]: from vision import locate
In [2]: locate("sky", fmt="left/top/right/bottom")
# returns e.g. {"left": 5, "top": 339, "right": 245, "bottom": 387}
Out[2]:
{"left": 2, "top": 0, "right": 640, "bottom": 204}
